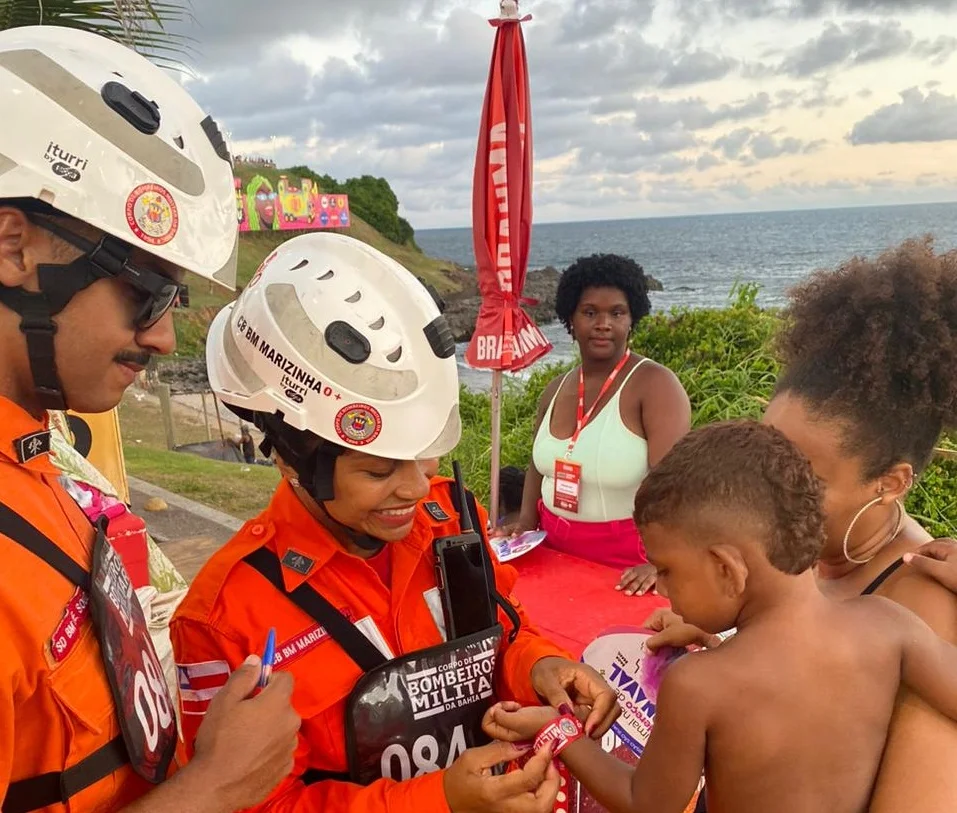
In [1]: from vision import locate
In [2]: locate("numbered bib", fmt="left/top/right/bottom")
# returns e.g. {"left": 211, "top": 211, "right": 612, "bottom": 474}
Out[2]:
{"left": 345, "top": 626, "right": 502, "bottom": 785}
{"left": 90, "top": 521, "right": 176, "bottom": 783}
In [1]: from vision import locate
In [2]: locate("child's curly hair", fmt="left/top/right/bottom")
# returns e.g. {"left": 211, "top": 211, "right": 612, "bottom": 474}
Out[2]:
{"left": 634, "top": 421, "right": 826, "bottom": 575}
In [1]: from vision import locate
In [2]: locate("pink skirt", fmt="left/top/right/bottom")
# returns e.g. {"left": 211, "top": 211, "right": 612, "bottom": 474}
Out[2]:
{"left": 537, "top": 500, "right": 648, "bottom": 570}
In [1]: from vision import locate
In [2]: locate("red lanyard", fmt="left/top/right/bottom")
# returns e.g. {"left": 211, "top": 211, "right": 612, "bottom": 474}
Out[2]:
{"left": 566, "top": 352, "right": 631, "bottom": 458}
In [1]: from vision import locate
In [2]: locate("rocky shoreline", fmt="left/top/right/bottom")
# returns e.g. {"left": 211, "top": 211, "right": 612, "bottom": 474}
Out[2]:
{"left": 159, "top": 266, "right": 663, "bottom": 393}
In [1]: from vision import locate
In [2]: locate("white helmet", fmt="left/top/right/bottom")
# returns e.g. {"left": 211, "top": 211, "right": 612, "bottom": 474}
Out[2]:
{"left": 207, "top": 233, "right": 461, "bottom": 461}
{"left": 0, "top": 25, "right": 237, "bottom": 287}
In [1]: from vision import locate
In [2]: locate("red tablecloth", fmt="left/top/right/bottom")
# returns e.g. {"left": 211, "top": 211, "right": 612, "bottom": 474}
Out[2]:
{"left": 510, "top": 546, "right": 669, "bottom": 658}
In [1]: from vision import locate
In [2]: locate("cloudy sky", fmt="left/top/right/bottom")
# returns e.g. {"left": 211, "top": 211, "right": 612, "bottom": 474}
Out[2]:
{"left": 173, "top": 0, "right": 957, "bottom": 229}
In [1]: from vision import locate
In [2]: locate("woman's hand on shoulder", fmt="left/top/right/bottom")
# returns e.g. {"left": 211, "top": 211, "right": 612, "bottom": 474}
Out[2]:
{"left": 904, "top": 539, "right": 957, "bottom": 593}
{"left": 880, "top": 538, "right": 957, "bottom": 644}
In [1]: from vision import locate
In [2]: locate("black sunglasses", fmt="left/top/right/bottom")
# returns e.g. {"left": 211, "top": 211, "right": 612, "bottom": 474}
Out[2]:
{"left": 35, "top": 217, "right": 182, "bottom": 329}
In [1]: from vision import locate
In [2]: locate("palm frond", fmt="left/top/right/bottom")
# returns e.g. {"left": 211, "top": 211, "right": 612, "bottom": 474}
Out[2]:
{"left": 0, "top": 0, "right": 195, "bottom": 69}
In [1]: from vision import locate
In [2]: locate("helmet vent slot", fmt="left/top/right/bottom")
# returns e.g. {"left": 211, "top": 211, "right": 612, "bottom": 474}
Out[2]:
{"left": 345, "top": 290, "right": 361, "bottom": 303}
{"left": 369, "top": 316, "right": 385, "bottom": 330}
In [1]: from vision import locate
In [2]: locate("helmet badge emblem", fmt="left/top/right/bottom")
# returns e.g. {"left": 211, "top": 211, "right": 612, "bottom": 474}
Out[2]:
{"left": 125, "top": 183, "right": 179, "bottom": 246}
{"left": 335, "top": 403, "right": 382, "bottom": 446}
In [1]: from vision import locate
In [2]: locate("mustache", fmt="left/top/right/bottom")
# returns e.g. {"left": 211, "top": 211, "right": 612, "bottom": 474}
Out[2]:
{"left": 115, "top": 351, "right": 152, "bottom": 367}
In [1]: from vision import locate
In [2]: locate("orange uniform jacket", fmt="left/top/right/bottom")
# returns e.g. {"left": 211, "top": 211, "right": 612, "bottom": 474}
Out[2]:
{"left": 171, "top": 477, "right": 568, "bottom": 813}
{"left": 0, "top": 397, "right": 149, "bottom": 811}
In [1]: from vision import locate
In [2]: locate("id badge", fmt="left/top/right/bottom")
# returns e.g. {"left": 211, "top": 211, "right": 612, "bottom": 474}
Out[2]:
{"left": 554, "top": 459, "right": 582, "bottom": 514}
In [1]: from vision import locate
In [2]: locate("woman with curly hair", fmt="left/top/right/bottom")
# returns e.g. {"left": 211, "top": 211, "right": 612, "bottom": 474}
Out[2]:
{"left": 764, "top": 237, "right": 957, "bottom": 810}
{"left": 659, "top": 238, "right": 957, "bottom": 812}
{"left": 499, "top": 254, "right": 691, "bottom": 588}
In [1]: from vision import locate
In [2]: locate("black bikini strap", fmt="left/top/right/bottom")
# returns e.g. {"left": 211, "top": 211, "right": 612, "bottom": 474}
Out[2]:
{"left": 860, "top": 557, "right": 905, "bottom": 596}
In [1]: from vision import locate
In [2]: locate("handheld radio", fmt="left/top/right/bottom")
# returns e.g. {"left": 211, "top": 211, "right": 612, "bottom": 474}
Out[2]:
{"left": 432, "top": 461, "right": 497, "bottom": 640}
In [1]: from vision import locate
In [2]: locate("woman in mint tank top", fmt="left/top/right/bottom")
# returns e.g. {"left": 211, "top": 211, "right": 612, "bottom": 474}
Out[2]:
{"left": 497, "top": 254, "right": 691, "bottom": 594}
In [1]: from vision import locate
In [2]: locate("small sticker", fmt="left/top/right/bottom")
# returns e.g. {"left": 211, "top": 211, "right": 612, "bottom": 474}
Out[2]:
{"left": 559, "top": 718, "right": 579, "bottom": 736}
{"left": 335, "top": 403, "right": 382, "bottom": 446}
{"left": 492, "top": 529, "right": 546, "bottom": 563}
{"left": 15, "top": 430, "right": 51, "bottom": 463}
{"left": 125, "top": 183, "right": 179, "bottom": 246}
{"left": 423, "top": 501, "right": 451, "bottom": 522}
{"left": 281, "top": 548, "right": 315, "bottom": 576}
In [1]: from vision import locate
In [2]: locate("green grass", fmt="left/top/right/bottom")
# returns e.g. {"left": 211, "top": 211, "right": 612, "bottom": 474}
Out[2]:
{"left": 123, "top": 445, "right": 279, "bottom": 519}
{"left": 118, "top": 394, "right": 278, "bottom": 518}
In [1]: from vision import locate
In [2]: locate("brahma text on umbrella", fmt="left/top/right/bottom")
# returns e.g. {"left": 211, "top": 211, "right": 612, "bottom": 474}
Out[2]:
{"left": 474, "top": 323, "right": 547, "bottom": 362}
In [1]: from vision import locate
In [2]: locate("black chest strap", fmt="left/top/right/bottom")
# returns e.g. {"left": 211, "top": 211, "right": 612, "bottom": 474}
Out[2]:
{"left": 242, "top": 547, "right": 388, "bottom": 673}
{"left": 2, "top": 737, "right": 128, "bottom": 813}
{"left": 0, "top": 502, "right": 90, "bottom": 591}
{"left": 242, "top": 546, "right": 388, "bottom": 789}
{"left": 0, "top": 502, "right": 129, "bottom": 813}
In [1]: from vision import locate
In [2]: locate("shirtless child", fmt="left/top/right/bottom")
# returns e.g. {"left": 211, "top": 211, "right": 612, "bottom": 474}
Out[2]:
{"left": 483, "top": 421, "right": 957, "bottom": 813}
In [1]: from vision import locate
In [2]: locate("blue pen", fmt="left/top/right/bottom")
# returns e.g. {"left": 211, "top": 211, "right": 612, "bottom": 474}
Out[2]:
{"left": 259, "top": 628, "right": 276, "bottom": 688}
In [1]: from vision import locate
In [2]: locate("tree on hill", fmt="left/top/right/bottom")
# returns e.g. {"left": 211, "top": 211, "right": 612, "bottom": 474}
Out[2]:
{"left": 287, "top": 168, "right": 417, "bottom": 247}
{"left": 286, "top": 166, "right": 342, "bottom": 196}
{"left": 1, "top": 0, "right": 191, "bottom": 66}
{"left": 340, "top": 174, "right": 417, "bottom": 248}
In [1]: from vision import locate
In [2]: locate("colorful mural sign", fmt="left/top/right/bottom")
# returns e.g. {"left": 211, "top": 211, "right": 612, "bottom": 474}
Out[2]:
{"left": 235, "top": 174, "right": 351, "bottom": 232}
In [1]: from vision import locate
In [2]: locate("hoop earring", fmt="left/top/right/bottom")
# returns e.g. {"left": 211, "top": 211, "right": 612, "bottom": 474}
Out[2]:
{"left": 842, "top": 498, "right": 904, "bottom": 564}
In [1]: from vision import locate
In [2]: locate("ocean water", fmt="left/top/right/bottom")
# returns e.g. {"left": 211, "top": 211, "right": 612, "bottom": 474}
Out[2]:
{"left": 416, "top": 202, "right": 957, "bottom": 391}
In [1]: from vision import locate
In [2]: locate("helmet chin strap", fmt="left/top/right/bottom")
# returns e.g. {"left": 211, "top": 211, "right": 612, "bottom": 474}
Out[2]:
{"left": 0, "top": 253, "right": 113, "bottom": 411}
{"left": 316, "top": 501, "right": 387, "bottom": 554}
{"left": 0, "top": 208, "right": 140, "bottom": 412}
{"left": 252, "top": 410, "right": 388, "bottom": 555}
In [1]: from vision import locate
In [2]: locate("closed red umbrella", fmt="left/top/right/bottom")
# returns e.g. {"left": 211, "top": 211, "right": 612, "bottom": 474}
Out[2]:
{"left": 466, "top": 1, "right": 551, "bottom": 525}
